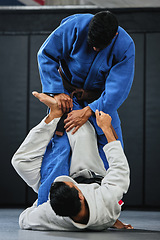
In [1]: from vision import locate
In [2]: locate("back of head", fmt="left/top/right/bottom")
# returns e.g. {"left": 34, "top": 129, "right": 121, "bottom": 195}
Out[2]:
{"left": 50, "top": 182, "right": 81, "bottom": 217}
{"left": 88, "top": 11, "right": 118, "bottom": 49}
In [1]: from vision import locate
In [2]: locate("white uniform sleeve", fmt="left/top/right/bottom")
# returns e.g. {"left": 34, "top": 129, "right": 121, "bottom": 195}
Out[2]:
{"left": 11, "top": 117, "right": 60, "bottom": 193}
{"left": 19, "top": 201, "right": 58, "bottom": 230}
{"left": 102, "top": 140, "right": 130, "bottom": 199}
{"left": 19, "top": 201, "right": 76, "bottom": 231}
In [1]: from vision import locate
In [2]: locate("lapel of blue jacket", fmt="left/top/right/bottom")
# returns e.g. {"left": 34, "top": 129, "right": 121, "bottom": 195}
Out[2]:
{"left": 83, "top": 46, "right": 111, "bottom": 90}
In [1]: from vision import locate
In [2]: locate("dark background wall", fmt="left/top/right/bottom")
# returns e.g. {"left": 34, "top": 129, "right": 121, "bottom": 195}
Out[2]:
{"left": 0, "top": 7, "right": 160, "bottom": 208}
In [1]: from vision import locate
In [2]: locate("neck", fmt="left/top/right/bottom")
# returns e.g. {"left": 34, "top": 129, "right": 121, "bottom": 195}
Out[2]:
{"left": 71, "top": 200, "right": 89, "bottom": 225}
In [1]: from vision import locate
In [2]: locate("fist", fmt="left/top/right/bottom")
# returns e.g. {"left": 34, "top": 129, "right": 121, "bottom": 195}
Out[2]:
{"left": 95, "top": 110, "right": 112, "bottom": 131}
{"left": 54, "top": 93, "right": 73, "bottom": 113}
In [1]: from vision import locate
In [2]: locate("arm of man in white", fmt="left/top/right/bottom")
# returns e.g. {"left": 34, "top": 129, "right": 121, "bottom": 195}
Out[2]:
{"left": 18, "top": 158, "right": 69, "bottom": 230}
{"left": 95, "top": 110, "right": 130, "bottom": 220}
{"left": 18, "top": 199, "right": 75, "bottom": 231}
{"left": 11, "top": 116, "right": 60, "bottom": 193}
{"left": 102, "top": 140, "right": 130, "bottom": 200}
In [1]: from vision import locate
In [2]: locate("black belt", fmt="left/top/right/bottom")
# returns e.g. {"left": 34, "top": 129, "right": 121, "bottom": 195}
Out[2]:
{"left": 74, "top": 171, "right": 103, "bottom": 185}
{"left": 59, "top": 67, "right": 102, "bottom": 104}
{"left": 55, "top": 68, "right": 102, "bottom": 136}
{"left": 55, "top": 68, "right": 118, "bottom": 140}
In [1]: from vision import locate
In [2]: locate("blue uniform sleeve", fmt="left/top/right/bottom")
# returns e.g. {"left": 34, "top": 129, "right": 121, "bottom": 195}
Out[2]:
{"left": 37, "top": 17, "right": 77, "bottom": 94}
{"left": 88, "top": 41, "right": 135, "bottom": 115}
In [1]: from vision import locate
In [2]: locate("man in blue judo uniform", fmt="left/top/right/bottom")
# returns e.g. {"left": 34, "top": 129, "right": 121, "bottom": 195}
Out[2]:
{"left": 37, "top": 11, "right": 135, "bottom": 205}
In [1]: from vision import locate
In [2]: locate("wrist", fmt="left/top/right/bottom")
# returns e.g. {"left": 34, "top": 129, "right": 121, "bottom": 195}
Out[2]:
{"left": 44, "top": 93, "right": 54, "bottom": 98}
{"left": 45, "top": 114, "right": 54, "bottom": 124}
{"left": 83, "top": 106, "right": 93, "bottom": 118}
{"left": 103, "top": 127, "right": 116, "bottom": 143}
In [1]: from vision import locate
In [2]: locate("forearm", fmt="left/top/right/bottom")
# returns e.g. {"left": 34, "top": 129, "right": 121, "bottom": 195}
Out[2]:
{"left": 102, "top": 127, "right": 116, "bottom": 143}
{"left": 19, "top": 201, "right": 50, "bottom": 230}
{"left": 98, "top": 114, "right": 130, "bottom": 193}
{"left": 19, "top": 200, "right": 73, "bottom": 231}
{"left": 83, "top": 105, "right": 93, "bottom": 118}
{"left": 89, "top": 53, "right": 135, "bottom": 116}
{"left": 95, "top": 110, "right": 117, "bottom": 142}
{"left": 103, "top": 141, "right": 130, "bottom": 194}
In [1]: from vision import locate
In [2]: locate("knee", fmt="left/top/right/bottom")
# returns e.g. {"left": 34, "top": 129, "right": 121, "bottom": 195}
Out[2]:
{"left": 11, "top": 154, "right": 22, "bottom": 173}
{"left": 75, "top": 122, "right": 96, "bottom": 145}
{"left": 67, "top": 121, "right": 96, "bottom": 149}
{"left": 11, "top": 154, "right": 17, "bottom": 169}
{"left": 77, "top": 121, "right": 95, "bottom": 137}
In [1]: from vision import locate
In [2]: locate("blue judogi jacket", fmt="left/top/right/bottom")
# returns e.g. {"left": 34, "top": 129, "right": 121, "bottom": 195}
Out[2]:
{"left": 37, "top": 14, "right": 135, "bottom": 205}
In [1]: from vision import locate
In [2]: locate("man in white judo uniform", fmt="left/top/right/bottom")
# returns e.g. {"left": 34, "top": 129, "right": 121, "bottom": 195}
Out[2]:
{"left": 12, "top": 92, "right": 133, "bottom": 231}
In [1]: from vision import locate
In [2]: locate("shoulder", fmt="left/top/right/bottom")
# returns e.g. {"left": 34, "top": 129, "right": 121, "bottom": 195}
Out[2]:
{"left": 117, "top": 26, "right": 135, "bottom": 49}
{"left": 112, "top": 26, "right": 135, "bottom": 60}
{"left": 118, "top": 27, "right": 133, "bottom": 40}
{"left": 61, "top": 13, "right": 93, "bottom": 27}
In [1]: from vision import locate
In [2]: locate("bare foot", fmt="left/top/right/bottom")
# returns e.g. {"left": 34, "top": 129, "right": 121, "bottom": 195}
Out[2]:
{"left": 112, "top": 219, "right": 133, "bottom": 230}
{"left": 32, "top": 91, "right": 63, "bottom": 119}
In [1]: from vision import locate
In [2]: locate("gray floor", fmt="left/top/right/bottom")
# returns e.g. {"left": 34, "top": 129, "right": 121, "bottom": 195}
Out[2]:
{"left": 0, "top": 209, "right": 160, "bottom": 240}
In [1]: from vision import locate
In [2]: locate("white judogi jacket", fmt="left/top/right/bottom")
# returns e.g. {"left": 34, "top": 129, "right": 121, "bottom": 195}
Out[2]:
{"left": 12, "top": 117, "right": 130, "bottom": 231}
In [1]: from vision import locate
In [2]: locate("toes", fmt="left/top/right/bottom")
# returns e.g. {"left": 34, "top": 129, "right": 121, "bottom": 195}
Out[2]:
{"left": 32, "top": 91, "right": 39, "bottom": 98}
{"left": 32, "top": 91, "right": 44, "bottom": 102}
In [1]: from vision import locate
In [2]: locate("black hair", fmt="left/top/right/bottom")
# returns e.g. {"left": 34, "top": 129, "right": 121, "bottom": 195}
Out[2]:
{"left": 50, "top": 182, "right": 81, "bottom": 217}
{"left": 88, "top": 11, "right": 118, "bottom": 49}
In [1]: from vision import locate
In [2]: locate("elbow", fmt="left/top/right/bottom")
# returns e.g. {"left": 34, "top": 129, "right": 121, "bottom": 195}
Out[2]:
{"left": 127, "top": 168, "right": 131, "bottom": 189}
{"left": 124, "top": 168, "right": 130, "bottom": 193}
{"left": 37, "top": 48, "right": 42, "bottom": 64}
{"left": 19, "top": 213, "right": 28, "bottom": 230}
{"left": 120, "top": 162, "right": 130, "bottom": 194}
{"left": 19, "top": 218, "right": 24, "bottom": 230}
{"left": 126, "top": 175, "right": 130, "bottom": 193}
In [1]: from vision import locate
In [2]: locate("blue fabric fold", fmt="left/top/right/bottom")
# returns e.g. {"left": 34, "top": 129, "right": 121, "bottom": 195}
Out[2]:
{"left": 38, "top": 132, "right": 71, "bottom": 205}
